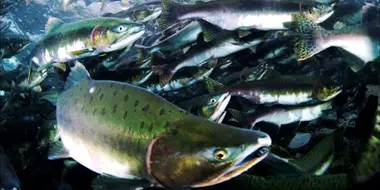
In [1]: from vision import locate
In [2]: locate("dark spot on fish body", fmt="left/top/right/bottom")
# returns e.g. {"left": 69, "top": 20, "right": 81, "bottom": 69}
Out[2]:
{"left": 109, "top": 83, "right": 114, "bottom": 88}
{"left": 93, "top": 108, "right": 97, "bottom": 116}
{"left": 79, "top": 86, "right": 83, "bottom": 91}
{"left": 124, "top": 94, "right": 129, "bottom": 102}
{"left": 89, "top": 96, "right": 94, "bottom": 103}
{"left": 142, "top": 105, "right": 150, "bottom": 112}
{"left": 140, "top": 121, "right": 145, "bottom": 129}
{"left": 101, "top": 108, "right": 106, "bottom": 115}
{"left": 99, "top": 93, "right": 104, "bottom": 101}
{"left": 158, "top": 108, "right": 166, "bottom": 116}
{"left": 113, "top": 90, "right": 118, "bottom": 97}
{"left": 97, "top": 88, "right": 102, "bottom": 95}
{"left": 148, "top": 123, "right": 154, "bottom": 132}
{"left": 134, "top": 100, "right": 139, "bottom": 107}
{"left": 123, "top": 110, "right": 128, "bottom": 119}
{"left": 113, "top": 105, "right": 117, "bottom": 113}
{"left": 81, "top": 105, "right": 86, "bottom": 112}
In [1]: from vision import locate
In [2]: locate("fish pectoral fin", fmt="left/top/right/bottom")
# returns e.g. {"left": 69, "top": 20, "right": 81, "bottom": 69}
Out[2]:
{"left": 92, "top": 175, "right": 151, "bottom": 190}
{"left": 52, "top": 62, "right": 67, "bottom": 72}
{"left": 203, "top": 76, "right": 224, "bottom": 92}
{"left": 69, "top": 48, "right": 94, "bottom": 56}
{"left": 47, "top": 141, "right": 70, "bottom": 160}
{"left": 199, "top": 20, "right": 222, "bottom": 42}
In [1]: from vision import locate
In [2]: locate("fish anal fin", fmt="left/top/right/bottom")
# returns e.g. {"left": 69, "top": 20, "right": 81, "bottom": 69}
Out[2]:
{"left": 48, "top": 141, "right": 70, "bottom": 160}
{"left": 45, "top": 17, "right": 64, "bottom": 35}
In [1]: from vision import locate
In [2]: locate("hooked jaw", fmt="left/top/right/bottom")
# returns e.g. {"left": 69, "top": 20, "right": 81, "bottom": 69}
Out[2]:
{"left": 193, "top": 132, "right": 272, "bottom": 188}
{"left": 209, "top": 93, "right": 232, "bottom": 121}
{"left": 102, "top": 25, "right": 146, "bottom": 52}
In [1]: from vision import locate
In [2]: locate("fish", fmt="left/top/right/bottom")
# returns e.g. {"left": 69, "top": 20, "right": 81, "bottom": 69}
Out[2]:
{"left": 30, "top": 17, "right": 145, "bottom": 72}
{"left": 0, "top": 146, "right": 21, "bottom": 190}
{"left": 135, "top": 21, "right": 202, "bottom": 54}
{"left": 177, "top": 92, "right": 231, "bottom": 122}
{"left": 145, "top": 66, "right": 214, "bottom": 93}
{"left": 204, "top": 76, "right": 342, "bottom": 106}
{"left": 160, "top": 0, "right": 335, "bottom": 31}
{"left": 50, "top": 61, "right": 272, "bottom": 188}
{"left": 293, "top": 14, "right": 380, "bottom": 63}
{"left": 102, "top": 1, "right": 162, "bottom": 23}
{"left": 0, "top": 32, "right": 30, "bottom": 60}
{"left": 152, "top": 31, "right": 267, "bottom": 86}
{"left": 229, "top": 101, "right": 333, "bottom": 129}
{"left": 352, "top": 86, "right": 380, "bottom": 182}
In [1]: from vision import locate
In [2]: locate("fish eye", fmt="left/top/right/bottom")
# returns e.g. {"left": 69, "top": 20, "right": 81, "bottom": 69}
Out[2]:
{"left": 214, "top": 149, "right": 228, "bottom": 160}
{"left": 114, "top": 25, "right": 127, "bottom": 33}
{"left": 210, "top": 98, "right": 217, "bottom": 104}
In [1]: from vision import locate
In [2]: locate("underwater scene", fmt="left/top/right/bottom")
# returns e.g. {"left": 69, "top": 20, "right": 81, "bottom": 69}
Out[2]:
{"left": 0, "top": 0, "right": 380, "bottom": 189}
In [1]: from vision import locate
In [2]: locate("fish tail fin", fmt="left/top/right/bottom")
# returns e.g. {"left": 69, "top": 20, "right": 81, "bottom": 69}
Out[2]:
{"left": 203, "top": 76, "right": 224, "bottom": 92}
{"left": 153, "top": 65, "right": 175, "bottom": 86}
{"left": 160, "top": 0, "right": 185, "bottom": 28}
{"left": 293, "top": 14, "right": 331, "bottom": 62}
{"left": 64, "top": 61, "right": 91, "bottom": 90}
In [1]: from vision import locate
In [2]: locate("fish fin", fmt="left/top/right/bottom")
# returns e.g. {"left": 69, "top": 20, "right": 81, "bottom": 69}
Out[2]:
{"left": 39, "top": 89, "right": 62, "bottom": 105}
{"left": 64, "top": 61, "right": 91, "bottom": 89}
{"left": 290, "top": 130, "right": 337, "bottom": 175}
{"left": 32, "top": 85, "right": 42, "bottom": 92}
{"left": 203, "top": 76, "right": 224, "bottom": 92}
{"left": 157, "top": 68, "right": 175, "bottom": 86}
{"left": 69, "top": 48, "right": 94, "bottom": 56}
{"left": 198, "top": 20, "right": 221, "bottom": 42}
{"left": 48, "top": 141, "right": 70, "bottom": 160}
{"left": 293, "top": 14, "right": 331, "bottom": 61}
{"left": 45, "top": 17, "right": 64, "bottom": 35}
{"left": 52, "top": 62, "right": 67, "bottom": 72}
{"left": 259, "top": 153, "right": 307, "bottom": 176}
{"left": 92, "top": 175, "right": 151, "bottom": 190}
{"left": 137, "top": 48, "right": 146, "bottom": 65}
{"left": 63, "top": 159, "right": 79, "bottom": 169}
{"left": 183, "top": 46, "right": 191, "bottom": 54}
{"left": 216, "top": 111, "right": 227, "bottom": 123}
{"left": 282, "top": 21, "right": 294, "bottom": 29}
{"left": 362, "top": 3, "right": 380, "bottom": 23}
{"left": 160, "top": 0, "right": 186, "bottom": 28}
{"left": 228, "top": 109, "right": 244, "bottom": 122}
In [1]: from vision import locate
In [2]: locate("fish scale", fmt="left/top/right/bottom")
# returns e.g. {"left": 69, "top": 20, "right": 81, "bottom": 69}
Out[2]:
{"left": 57, "top": 77, "right": 193, "bottom": 178}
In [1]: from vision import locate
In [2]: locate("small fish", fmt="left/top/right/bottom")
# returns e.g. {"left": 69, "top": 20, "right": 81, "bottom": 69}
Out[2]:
{"left": 205, "top": 76, "right": 342, "bottom": 105}
{"left": 145, "top": 66, "right": 214, "bottom": 93}
{"left": 0, "top": 32, "right": 30, "bottom": 60}
{"left": 103, "top": 1, "right": 161, "bottom": 23}
{"left": 229, "top": 101, "right": 333, "bottom": 129}
{"left": 135, "top": 21, "right": 202, "bottom": 54}
{"left": 152, "top": 31, "right": 267, "bottom": 86}
{"left": 30, "top": 17, "right": 145, "bottom": 72}
{"left": 293, "top": 14, "right": 380, "bottom": 63}
{"left": 50, "top": 61, "right": 272, "bottom": 188}
{"left": 160, "top": 0, "right": 335, "bottom": 31}
{"left": 0, "top": 146, "right": 21, "bottom": 190}
{"left": 177, "top": 92, "right": 231, "bottom": 122}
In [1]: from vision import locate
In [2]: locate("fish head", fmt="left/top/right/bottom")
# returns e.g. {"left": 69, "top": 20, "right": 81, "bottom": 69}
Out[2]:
{"left": 305, "top": 3, "right": 335, "bottom": 24}
{"left": 199, "top": 92, "right": 231, "bottom": 121}
{"left": 93, "top": 20, "right": 145, "bottom": 52}
{"left": 313, "top": 85, "right": 342, "bottom": 101}
{"left": 147, "top": 118, "right": 272, "bottom": 188}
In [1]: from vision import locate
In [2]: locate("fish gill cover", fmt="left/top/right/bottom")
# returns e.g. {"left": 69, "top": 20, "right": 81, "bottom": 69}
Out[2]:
{"left": 0, "top": 0, "right": 379, "bottom": 190}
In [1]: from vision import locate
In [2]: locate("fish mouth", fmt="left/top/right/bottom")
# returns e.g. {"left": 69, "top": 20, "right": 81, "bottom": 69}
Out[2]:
{"left": 209, "top": 93, "right": 231, "bottom": 121}
{"left": 105, "top": 27, "right": 145, "bottom": 52}
{"left": 193, "top": 136, "right": 272, "bottom": 187}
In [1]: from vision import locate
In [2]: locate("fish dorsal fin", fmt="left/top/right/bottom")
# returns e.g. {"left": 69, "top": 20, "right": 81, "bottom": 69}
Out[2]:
{"left": 45, "top": 17, "right": 64, "bottom": 35}
{"left": 198, "top": 20, "right": 222, "bottom": 42}
{"left": 65, "top": 61, "right": 91, "bottom": 90}
{"left": 204, "top": 76, "right": 225, "bottom": 92}
{"left": 228, "top": 108, "right": 244, "bottom": 122}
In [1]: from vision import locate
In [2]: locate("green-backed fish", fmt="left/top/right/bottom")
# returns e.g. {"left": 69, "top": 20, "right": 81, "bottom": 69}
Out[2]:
{"left": 160, "top": 0, "right": 335, "bottom": 31}
{"left": 205, "top": 76, "right": 342, "bottom": 106}
{"left": 177, "top": 92, "right": 232, "bottom": 122}
{"left": 30, "top": 17, "right": 145, "bottom": 71}
{"left": 293, "top": 14, "right": 380, "bottom": 62}
{"left": 50, "top": 62, "right": 272, "bottom": 188}
{"left": 229, "top": 101, "right": 332, "bottom": 129}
